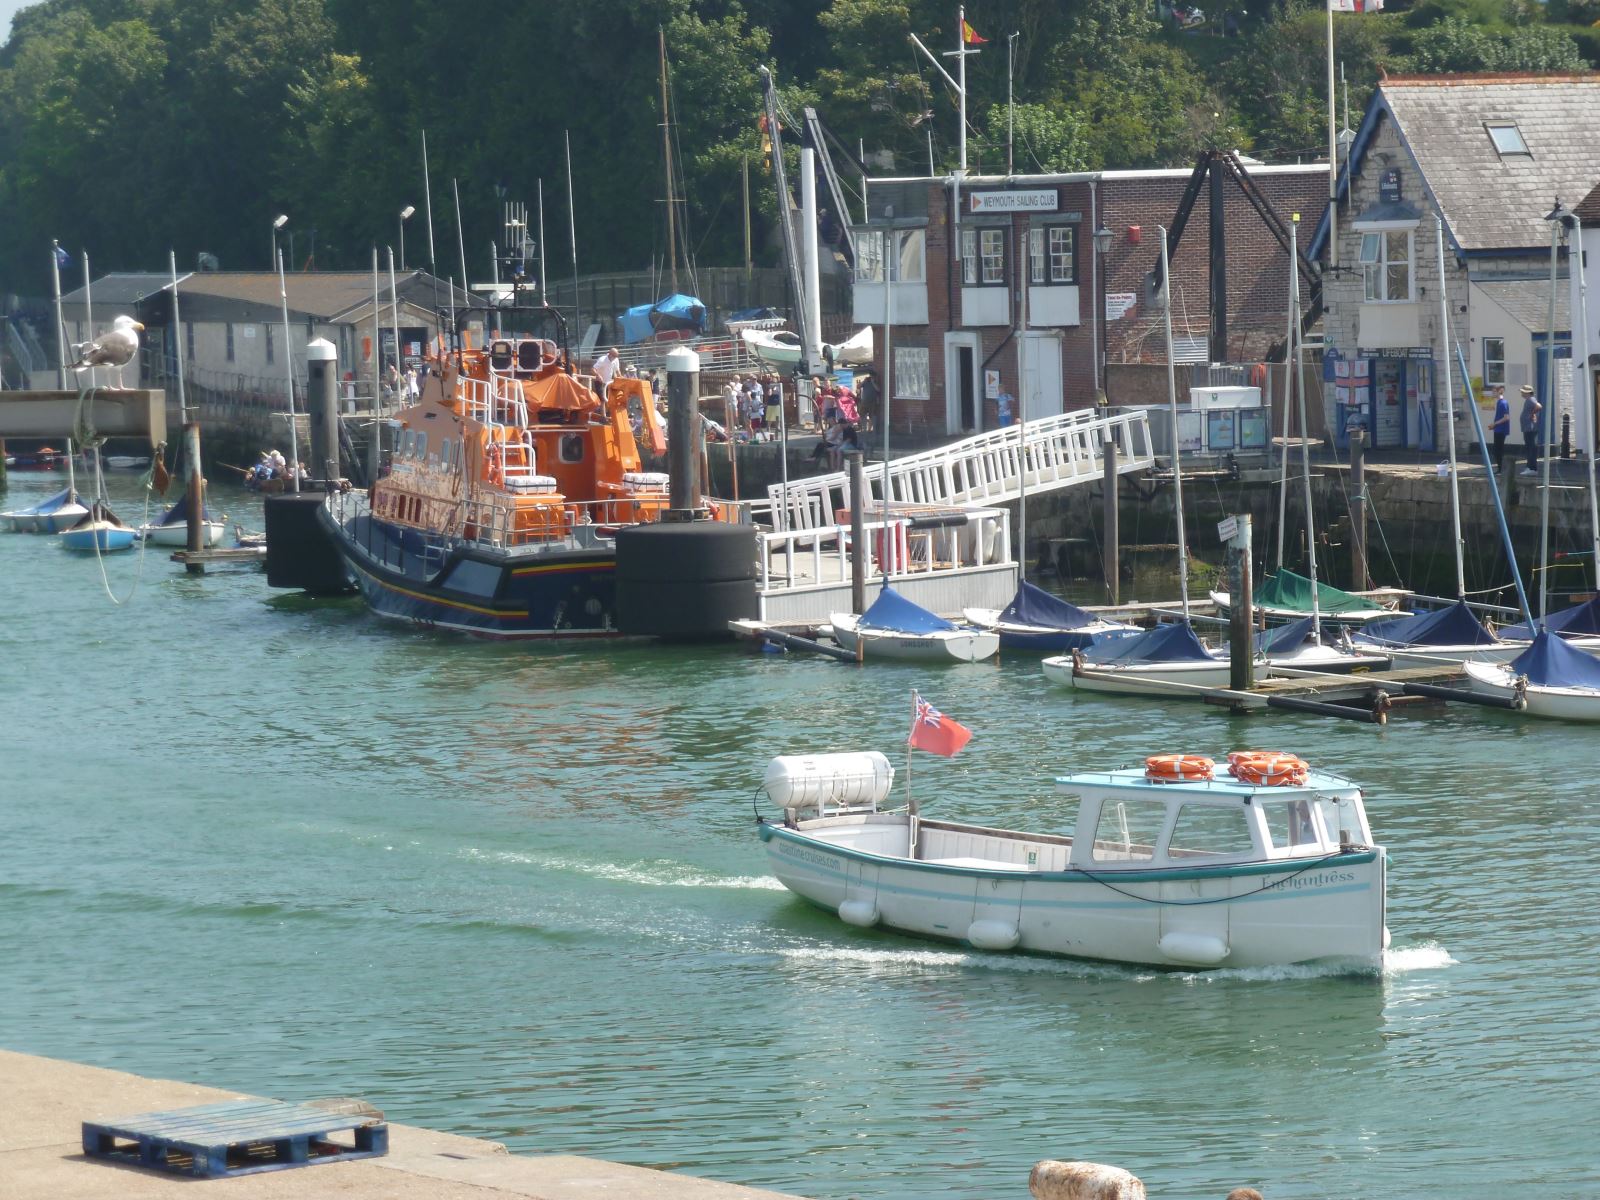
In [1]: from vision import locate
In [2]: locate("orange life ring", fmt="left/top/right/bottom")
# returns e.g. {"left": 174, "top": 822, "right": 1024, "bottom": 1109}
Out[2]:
{"left": 1227, "top": 750, "right": 1309, "bottom": 786}
{"left": 1144, "top": 754, "right": 1215, "bottom": 782}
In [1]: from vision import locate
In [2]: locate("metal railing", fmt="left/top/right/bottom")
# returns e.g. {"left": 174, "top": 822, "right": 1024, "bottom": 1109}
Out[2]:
{"left": 767, "top": 407, "right": 1154, "bottom": 531}
{"left": 757, "top": 507, "right": 1012, "bottom": 594}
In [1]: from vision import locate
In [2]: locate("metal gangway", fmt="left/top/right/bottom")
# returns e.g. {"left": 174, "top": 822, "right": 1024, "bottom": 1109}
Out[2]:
{"left": 767, "top": 406, "right": 1154, "bottom": 531}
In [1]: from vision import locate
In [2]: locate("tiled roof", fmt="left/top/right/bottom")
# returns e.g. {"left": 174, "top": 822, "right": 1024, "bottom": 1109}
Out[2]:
{"left": 64, "top": 270, "right": 472, "bottom": 321}
{"left": 1379, "top": 74, "right": 1600, "bottom": 252}
{"left": 60, "top": 272, "right": 187, "bottom": 308}
{"left": 1473, "top": 278, "right": 1568, "bottom": 332}
{"left": 1573, "top": 180, "right": 1600, "bottom": 223}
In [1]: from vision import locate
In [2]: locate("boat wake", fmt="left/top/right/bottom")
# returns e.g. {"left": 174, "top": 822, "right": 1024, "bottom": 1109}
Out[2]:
{"left": 1381, "top": 942, "right": 1457, "bottom": 973}
{"left": 459, "top": 847, "right": 785, "bottom": 890}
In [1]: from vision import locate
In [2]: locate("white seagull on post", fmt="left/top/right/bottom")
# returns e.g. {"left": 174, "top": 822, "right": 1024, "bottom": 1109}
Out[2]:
{"left": 71, "top": 314, "right": 144, "bottom": 389}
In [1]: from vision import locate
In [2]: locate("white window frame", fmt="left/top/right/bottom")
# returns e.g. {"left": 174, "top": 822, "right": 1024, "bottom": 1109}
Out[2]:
{"left": 225, "top": 322, "right": 235, "bottom": 362}
{"left": 1358, "top": 227, "right": 1413, "bottom": 303}
{"left": 893, "top": 346, "right": 929, "bottom": 399}
{"left": 854, "top": 229, "right": 884, "bottom": 283}
{"left": 979, "top": 227, "right": 1006, "bottom": 285}
{"left": 894, "top": 228, "right": 926, "bottom": 284}
{"left": 1047, "top": 225, "right": 1076, "bottom": 284}
{"left": 960, "top": 228, "right": 978, "bottom": 285}
{"left": 1029, "top": 228, "right": 1045, "bottom": 284}
{"left": 265, "top": 322, "right": 276, "bottom": 365}
{"left": 1483, "top": 337, "right": 1505, "bottom": 387}
{"left": 1485, "top": 121, "right": 1529, "bottom": 157}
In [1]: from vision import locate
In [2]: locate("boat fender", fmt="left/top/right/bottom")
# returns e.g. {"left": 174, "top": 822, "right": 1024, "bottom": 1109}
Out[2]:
{"left": 838, "top": 899, "right": 879, "bottom": 927}
{"left": 1157, "top": 931, "right": 1230, "bottom": 966}
{"left": 967, "top": 920, "right": 1021, "bottom": 951}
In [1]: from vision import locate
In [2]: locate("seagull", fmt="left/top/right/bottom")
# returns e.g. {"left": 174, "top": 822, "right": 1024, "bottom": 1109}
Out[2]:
{"left": 71, "top": 314, "right": 143, "bottom": 389}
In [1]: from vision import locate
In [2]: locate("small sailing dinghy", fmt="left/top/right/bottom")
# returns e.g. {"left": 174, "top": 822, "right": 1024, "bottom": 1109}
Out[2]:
{"left": 1351, "top": 599, "right": 1519, "bottom": 664}
{"left": 2, "top": 486, "right": 88, "bottom": 534}
{"left": 1042, "top": 619, "right": 1232, "bottom": 694}
{"left": 60, "top": 501, "right": 137, "bottom": 552}
{"left": 963, "top": 580, "right": 1137, "bottom": 652}
{"left": 138, "top": 492, "right": 226, "bottom": 547}
{"left": 1463, "top": 629, "right": 1600, "bottom": 721}
{"left": 1253, "top": 616, "right": 1392, "bottom": 673}
{"left": 1211, "top": 568, "right": 1397, "bottom": 626}
{"left": 830, "top": 586, "right": 999, "bottom": 662}
{"left": 1496, "top": 595, "right": 1600, "bottom": 652}
{"left": 741, "top": 325, "right": 874, "bottom": 368}
{"left": 757, "top": 747, "right": 1388, "bottom": 970}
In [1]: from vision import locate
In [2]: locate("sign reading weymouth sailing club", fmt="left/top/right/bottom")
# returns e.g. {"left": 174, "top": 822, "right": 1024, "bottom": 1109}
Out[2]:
{"left": 969, "top": 189, "right": 1058, "bottom": 214}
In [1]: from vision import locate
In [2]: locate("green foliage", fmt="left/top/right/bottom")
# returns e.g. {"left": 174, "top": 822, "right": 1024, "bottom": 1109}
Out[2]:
{"left": 0, "top": 0, "right": 1592, "bottom": 292}
{"left": 1408, "top": 13, "right": 1586, "bottom": 69}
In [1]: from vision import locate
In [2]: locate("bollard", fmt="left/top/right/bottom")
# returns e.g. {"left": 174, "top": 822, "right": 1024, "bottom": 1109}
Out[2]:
{"left": 184, "top": 421, "right": 205, "bottom": 571}
{"left": 306, "top": 338, "right": 338, "bottom": 485}
{"left": 1102, "top": 437, "right": 1120, "bottom": 605}
{"left": 1030, "top": 1160, "right": 1146, "bottom": 1200}
{"left": 665, "top": 346, "right": 701, "bottom": 519}
{"left": 1562, "top": 411, "right": 1572, "bottom": 459}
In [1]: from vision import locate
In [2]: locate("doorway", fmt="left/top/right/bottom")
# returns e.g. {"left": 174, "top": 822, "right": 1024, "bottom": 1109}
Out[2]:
{"left": 944, "top": 333, "right": 981, "bottom": 434}
{"left": 1018, "top": 331, "right": 1065, "bottom": 421}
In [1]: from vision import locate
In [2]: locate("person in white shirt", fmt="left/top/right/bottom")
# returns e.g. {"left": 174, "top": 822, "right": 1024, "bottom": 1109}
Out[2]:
{"left": 592, "top": 347, "right": 620, "bottom": 393}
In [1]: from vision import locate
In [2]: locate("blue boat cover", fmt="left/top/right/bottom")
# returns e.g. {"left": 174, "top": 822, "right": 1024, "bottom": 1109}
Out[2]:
{"left": 618, "top": 294, "right": 707, "bottom": 344}
{"left": 1254, "top": 615, "right": 1316, "bottom": 654}
{"left": 999, "top": 580, "right": 1097, "bottom": 630}
{"left": 1084, "top": 619, "right": 1215, "bottom": 664}
{"left": 1510, "top": 629, "right": 1600, "bottom": 688}
{"left": 1355, "top": 600, "right": 1497, "bottom": 647}
{"left": 156, "top": 492, "right": 212, "bottom": 527}
{"left": 1501, "top": 595, "right": 1600, "bottom": 639}
{"left": 18, "top": 487, "right": 73, "bottom": 515}
{"left": 858, "top": 586, "right": 956, "bottom": 633}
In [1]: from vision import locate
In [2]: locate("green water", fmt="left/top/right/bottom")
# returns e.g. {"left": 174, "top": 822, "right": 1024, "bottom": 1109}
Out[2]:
{"left": 2, "top": 473, "right": 1596, "bottom": 1199}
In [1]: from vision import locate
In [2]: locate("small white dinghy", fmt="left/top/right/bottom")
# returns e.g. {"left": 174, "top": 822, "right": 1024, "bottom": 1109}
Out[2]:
{"left": 740, "top": 325, "right": 874, "bottom": 368}
{"left": 758, "top": 749, "right": 1388, "bottom": 970}
{"left": 1042, "top": 620, "right": 1233, "bottom": 695}
{"left": 137, "top": 493, "right": 226, "bottom": 547}
{"left": 830, "top": 586, "right": 998, "bottom": 663}
{"left": 1464, "top": 629, "right": 1600, "bottom": 721}
{"left": 2, "top": 487, "right": 88, "bottom": 533}
{"left": 1351, "top": 600, "right": 1521, "bottom": 665}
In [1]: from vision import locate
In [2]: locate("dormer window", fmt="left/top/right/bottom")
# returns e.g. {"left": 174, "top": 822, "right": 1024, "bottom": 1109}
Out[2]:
{"left": 1486, "top": 121, "right": 1529, "bottom": 157}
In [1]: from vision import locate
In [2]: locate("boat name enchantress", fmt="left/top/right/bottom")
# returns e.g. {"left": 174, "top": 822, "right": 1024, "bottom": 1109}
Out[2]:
{"left": 1265, "top": 867, "right": 1358, "bottom": 892}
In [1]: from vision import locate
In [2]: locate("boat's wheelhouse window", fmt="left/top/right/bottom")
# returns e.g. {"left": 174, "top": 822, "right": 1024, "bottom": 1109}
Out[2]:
{"left": 560, "top": 435, "right": 585, "bottom": 463}
{"left": 400, "top": 430, "right": 415, "bottom": 458}
{"left": 1261, "top": 798, "right": 1321, "bottom": 850}
{"left": 414, "top": 431, "right": 429, "bottom": 460}
{"left": 1167, "top": 803, "right": 1254, "bottom": 860}
{"left": 441, "top": 438, "right": 454, "bottom": 469}
{"left": 1091, "top": 797, "right": 1165, "bottom": 862}
{"left": 1316, "top": 794, "right": 1367, "bottom": 847}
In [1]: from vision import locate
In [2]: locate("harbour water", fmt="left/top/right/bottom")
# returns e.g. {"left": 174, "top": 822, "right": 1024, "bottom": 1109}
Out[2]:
{"left": 2, "top": 472, "right": 1596, "bottom": 1199}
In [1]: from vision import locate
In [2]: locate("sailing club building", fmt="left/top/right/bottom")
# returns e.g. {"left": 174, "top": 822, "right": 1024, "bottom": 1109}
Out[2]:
{"left": 851, "top": 163, "right": 1328, "bottom": 438}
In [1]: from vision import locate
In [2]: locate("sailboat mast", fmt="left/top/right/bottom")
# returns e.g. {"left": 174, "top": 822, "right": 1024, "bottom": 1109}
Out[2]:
{"left": 1575, "top": 213, "right": 1600, "bottom": 588}
{"left": 659, "top": 27, "right": 678, "bottom": 295}
{"left": 1291, "top": 217, "right": 1322, "bottom": 640}
{"left": 1435, "top": 215, "right": 1466, "bottom": 600}
{"left": 1275, "top": 244, "right": 1295, "bottom": 572}
{"left": 1159, "top": 226, "right": 1190, "bottom": 618}
{"left": 1539, "top": 211, "right": 1559, "bottom": 627}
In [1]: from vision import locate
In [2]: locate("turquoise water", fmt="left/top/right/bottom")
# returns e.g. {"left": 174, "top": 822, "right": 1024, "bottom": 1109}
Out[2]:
{"left": 1, "top": 472, "right": 1596, "bottom": 1199}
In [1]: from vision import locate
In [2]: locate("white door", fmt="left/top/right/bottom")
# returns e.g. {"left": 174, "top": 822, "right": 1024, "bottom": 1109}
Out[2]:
{"left": 1018, "top": 332, "right": 1064, "bottom": 420}
{"left": 944, "top": 333, "right": 981, "bottom": 435}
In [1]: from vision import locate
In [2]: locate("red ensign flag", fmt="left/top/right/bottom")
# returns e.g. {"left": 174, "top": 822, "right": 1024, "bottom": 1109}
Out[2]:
{"left": 909, "top": 691, "right": 973, "bottom": 757}
{"left": 961, "top": 19, "right": 988, "bottom": 44}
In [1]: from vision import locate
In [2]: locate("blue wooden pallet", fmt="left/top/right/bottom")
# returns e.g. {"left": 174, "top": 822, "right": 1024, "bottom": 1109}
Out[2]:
{"left": 82, "top": 1098, "right": 388, "bottom": 1179}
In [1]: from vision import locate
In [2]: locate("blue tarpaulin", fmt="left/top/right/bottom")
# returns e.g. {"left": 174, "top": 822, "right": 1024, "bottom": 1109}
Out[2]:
{"left": 1355, "top": 600, "right": 1498, "bottom": 647}
{"left": 1501, "top": 596, "right": 1600, "bottom": 640}
{"left": 858, "top": 586, "right": 956, "bottom": 633}
{"left": 155, "top": 492, "right": 212, "bottom": 527}
{"left": 1254, "top": 615, "right": 1316, "bottom": 654}
{"left": 999, "top": 580, "right": 1097, "bottom": 630}
{"left": 618, "top": 294, "right": 707, "bottom": 344}
{"left": 1084, "top": 620, "right": 1216, "bottom": 664}
{"left": 1510, "top": 630, "right": 1600, "bottom": 688}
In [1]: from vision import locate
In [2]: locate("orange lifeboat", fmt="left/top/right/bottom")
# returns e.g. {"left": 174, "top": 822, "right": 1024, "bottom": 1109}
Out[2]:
{"left": 1144, "top": 754, "right": 1215, "bottom": 782}
{"left": 1227, "top": 751, "right": 1309, "bottom": 786}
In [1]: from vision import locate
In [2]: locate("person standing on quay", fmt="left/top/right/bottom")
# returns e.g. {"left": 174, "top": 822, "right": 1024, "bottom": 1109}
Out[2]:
{"left": 1518, "top": 382, "right": 1542, "bottom": 475}
{"left": 1489, "top": 384, "right": 1510, "bottom": 469}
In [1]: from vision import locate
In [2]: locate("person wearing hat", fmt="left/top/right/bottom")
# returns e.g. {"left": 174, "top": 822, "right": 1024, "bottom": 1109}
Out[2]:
{"left": 1489, "top": 384, "right": 1511, "bottom": 469}
{"left": 1517, "top": 383, "right": 1542, "bottom": 475}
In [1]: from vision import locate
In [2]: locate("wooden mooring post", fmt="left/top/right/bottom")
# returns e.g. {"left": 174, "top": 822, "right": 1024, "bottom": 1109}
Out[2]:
{"left": 1102, "top": 436, "right": 1120, "bottom": 605}
{"left": 847, "top": 447, "right": 866, "bottom": 616}
{"left": 1224, "top": 513, "right": 1253, "bottom": 691}
{"left": 1349, "top": 427, "right": 1367, "bottom": 590}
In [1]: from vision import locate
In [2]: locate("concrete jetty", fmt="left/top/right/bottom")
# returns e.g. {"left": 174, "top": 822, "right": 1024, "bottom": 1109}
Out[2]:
{"left": 0, "top": 1048, "right": 806, "bottom": 1199}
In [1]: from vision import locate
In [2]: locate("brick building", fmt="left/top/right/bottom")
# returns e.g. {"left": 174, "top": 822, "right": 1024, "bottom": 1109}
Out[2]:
{"left": 851, "top": 163, "right": 1328, "bottom": 437}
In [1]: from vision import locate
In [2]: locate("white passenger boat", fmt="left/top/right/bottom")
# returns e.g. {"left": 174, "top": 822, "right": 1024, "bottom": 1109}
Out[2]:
{"left": 758, "top": 750, "right": 1388, "bottom": 969}
{"left": 1463, "top": 629, "right": 1600, "bottom": 721}
{"left": 830, "top": 586, "right": 998, "bottom": 663}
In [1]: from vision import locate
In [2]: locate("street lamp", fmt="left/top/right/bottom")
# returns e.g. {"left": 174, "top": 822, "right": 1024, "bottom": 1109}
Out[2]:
{"left": 1093, "top": 224, "right": 1114, "bottom": 403}
{"left": 399, "top": 205, "right": 415, "bottom": 270}
{"left": 271, "top": 213, "right": 289, "bottom": 270}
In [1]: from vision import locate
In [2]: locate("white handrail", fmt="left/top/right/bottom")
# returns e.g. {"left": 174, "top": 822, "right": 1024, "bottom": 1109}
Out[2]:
{"left": 770, "top": 408, "right": 1153, "bottom": 530}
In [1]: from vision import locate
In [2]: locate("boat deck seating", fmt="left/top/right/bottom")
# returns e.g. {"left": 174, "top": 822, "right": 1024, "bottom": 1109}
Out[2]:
{"left": 917, "top": 825, "right": 1070, "bottom": 872}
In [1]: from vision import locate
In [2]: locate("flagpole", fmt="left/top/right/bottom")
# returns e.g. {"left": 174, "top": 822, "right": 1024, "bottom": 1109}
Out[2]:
{"left": 906, "top": 691, "right": 918, "bottom": 819}
{"left": 1327, "top": 0, "right": 1339, "bottom": 271}
{"left": 957, "top": 6, "right": 968, "bottom": 174}
{"left": 51, "top": 242, "right": 67, "bottom": 389}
